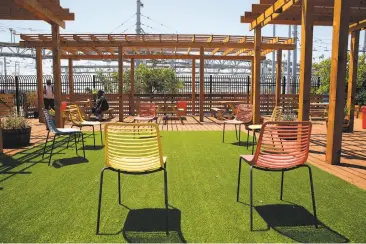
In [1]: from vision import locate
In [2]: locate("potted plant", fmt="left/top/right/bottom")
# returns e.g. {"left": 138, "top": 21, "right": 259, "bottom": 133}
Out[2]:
{"left": 24, "top": 91, "right": 38, "bottom": 118}
{"left": 1, "top": 115, "right": 31, "bottom": 148}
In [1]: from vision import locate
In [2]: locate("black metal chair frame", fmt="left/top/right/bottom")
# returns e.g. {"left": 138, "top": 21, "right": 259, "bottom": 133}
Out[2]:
{"left": 96, "top": 163, "right": 169, "bottom": 235}
{"left": 246, "top": 127, "right": 259, "bottom": 154}
{"left": 42, "top": 130, "right": 86, "bottom": 166}
{"left": 236, "top": 157, "right": 318, "bottom": 231}
{"left": 222, "top": 123, "right": 243, "bottom": 146}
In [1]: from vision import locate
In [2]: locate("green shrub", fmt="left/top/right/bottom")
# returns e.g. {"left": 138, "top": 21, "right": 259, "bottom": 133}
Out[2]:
{"left": 1, "top": 115, "right": 30, "bottom": 129}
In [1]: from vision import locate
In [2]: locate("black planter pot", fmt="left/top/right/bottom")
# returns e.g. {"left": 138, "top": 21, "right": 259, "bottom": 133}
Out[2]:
{"left": 2, "top": 127, "right": 32, "bottom": 148}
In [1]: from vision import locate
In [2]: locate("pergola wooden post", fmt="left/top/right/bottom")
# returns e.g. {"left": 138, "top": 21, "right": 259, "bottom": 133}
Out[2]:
{"left": 346, "top": 30, "right": 360, "bottom": 132}
{"left": 51, "top": 23, "right": 62, "bottom": 127}
{"left": 118, "top": 46, "right": 124, "bottom": 122}
{"left": 192, "top": 59, "right": 196, "bottom": 115}
{"left": 68, "top": 59, "right": 74, "bottom": 94}
{"left": 275, "top": 50, "right": 282, "bottom": 107}
{"left": 199, "top": 47, "right": 204, "bottom": 122}
{"left": 298, "top": 0, "right": 314, "bottom": 121}
{"left": 36, "top": 47, "right": 44, "bottom": 123}
{"left": 250, "top": 60, "right": 254, "bottom": 104}
{"left": 130, "top": 58, "right": 135, "bottom": 115}
{"left": 253, "top": 27, "right": 261, "bottom": 124}
{"left": 326, "top": 0, "right": 350, "bottom": 165}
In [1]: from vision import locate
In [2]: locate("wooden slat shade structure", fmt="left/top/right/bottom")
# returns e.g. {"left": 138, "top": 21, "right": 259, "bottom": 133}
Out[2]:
{"left": 241, "top": 0, "right": 366, "bottom": 165}
{"left": 1, "top": 0, "right": 74, "bottom": 29}
{"left": 0, "top": 0, "right": 74, "bottom": 152}
{"left": 20, "top": 34, "right": 296, "bottom": 60}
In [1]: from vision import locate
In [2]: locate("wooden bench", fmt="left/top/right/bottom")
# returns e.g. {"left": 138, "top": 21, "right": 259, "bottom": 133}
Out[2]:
{"left": 210, "top": 107, "right": 225, "bottom": 120}
{"left": 156, "top": 104, "right": 184, "bottom": 124}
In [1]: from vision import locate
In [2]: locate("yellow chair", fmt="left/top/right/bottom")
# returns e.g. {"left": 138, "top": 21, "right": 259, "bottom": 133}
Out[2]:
{"left": 68, "top": 105, "right": 103, "bottom": 148}
{"left": 96, "top": 123, "right": 168, "bottom": 235}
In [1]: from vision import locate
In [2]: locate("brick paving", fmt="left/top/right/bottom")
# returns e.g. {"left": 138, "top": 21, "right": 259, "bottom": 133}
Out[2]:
{"left": 2, "top": 115, "right": 366, "bottom": 191}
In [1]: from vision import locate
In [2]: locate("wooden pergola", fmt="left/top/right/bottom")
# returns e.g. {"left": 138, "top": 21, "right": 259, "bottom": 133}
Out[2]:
{"left": 241, "top": 0, "right": 366, "bottom": 165}
{"left": 19, "top": 33, "right": 296, "bottom": 123}
{"left": 0, "top": 0, "right": 74, "bottom": 153}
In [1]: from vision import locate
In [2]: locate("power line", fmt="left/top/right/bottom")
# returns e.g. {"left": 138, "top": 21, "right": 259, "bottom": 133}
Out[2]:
{"left": 121, "top": 24, "right": 137, "bottom": 34}
{"left": 110, "top": 13, "right": 136, "bottom": 34}
{"left": 141, "top": 23, "right": 163, "bottom": 33}
{"left": 140, "top": 13, "right": 178, "bottom": 33}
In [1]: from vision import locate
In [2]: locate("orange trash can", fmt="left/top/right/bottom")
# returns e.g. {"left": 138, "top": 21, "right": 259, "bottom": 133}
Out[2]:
{"left": 362, "top": 106, "right": 366, "bottom": 129}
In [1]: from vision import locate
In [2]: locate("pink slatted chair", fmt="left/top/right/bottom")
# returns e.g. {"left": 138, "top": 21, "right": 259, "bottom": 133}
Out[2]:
{"left": 134, "top": 103, "right": 158, "bottom": 123}
{"left": 222, "top": 104, "right": 252, "bottom": 145}
{"left": 236, "top": 121, "right": 318, "bottom": 231}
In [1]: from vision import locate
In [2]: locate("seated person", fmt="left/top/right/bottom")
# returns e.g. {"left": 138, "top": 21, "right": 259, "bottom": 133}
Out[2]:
{"left": 92, "top": 90, "right": 109, "bottom": 120}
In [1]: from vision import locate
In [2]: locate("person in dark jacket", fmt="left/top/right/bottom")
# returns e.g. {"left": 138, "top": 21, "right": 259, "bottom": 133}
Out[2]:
{"left": 92, "top": 90, "right": 109, "bottom": 120}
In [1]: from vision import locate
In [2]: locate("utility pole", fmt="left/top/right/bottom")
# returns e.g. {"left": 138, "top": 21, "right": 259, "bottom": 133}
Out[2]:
{"left": 135, "top": 0, "right": 143, "bottom": 67}
{"left": 286, "top": 25, "right": 292, "bottom": 94}
{"left": 292, "top": 25, "right": 298, "bottom": 94}
{"left": 4, "top": 57, "right": 7, "bottom": 93}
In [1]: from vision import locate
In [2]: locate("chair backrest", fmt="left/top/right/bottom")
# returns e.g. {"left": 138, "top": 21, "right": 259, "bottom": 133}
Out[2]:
{"left": 138, "top": 103, "right": 156, "bottom": 117}
{"left": 68, "top": 105, "right": 84, "bottom": 125}
{"left": 253, "top": 121, "right": 312, "bottom": 169}
{"left": 235, "top": 104, "right": 252, "bottom": 123}
{"left": 104, "top": 123, "right": 164, "bottom": 172}
{"left": 270, "top": 106, "right": 283, "bottom": 122}
{"left": 43, "top": 109, "right": 59, "bottom": 134}
{"left": 176, "top": 101, "right": 187, "bottom": 116}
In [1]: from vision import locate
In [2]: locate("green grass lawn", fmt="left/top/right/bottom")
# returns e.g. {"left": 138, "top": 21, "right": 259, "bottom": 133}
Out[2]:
{"left": 0, "top": 131, "right": 365, "bottom": 243}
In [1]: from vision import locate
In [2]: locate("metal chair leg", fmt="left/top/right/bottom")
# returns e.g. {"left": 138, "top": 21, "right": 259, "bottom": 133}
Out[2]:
{"left": 249, "top": 166, "right": 254, "bottom": 231}
{"left": 100, "top": 124, "right": 103, "bottom": 145}
{"left": 235, "top": 124, "right": 238, "bottom": 140}
{"left": 96, "top": 167, "right": 108, "bottom": 235}
{"left": 118, "top": 170, "right": 122, "bottom": 205}
{"left": 238, "top": 124, "right": 241, "bottom": 146}
{"left": 42, "top": 131, "right": 50, "bottom": 159}
{"left": 74, "top": 133, "right": 78, "bottom": 154}
{"left": 66, "top": 134, "right": 72, "bottom": 149}
{"left": 80, "top": 133, "right": 86, "bottom": 158}
{"left": 222, "top": 123, "right": 226, "bottom": 143}
{"left": 92, "top": 126, "right": 96, "bottom": 149}
{"left": 246, "top": 129, "right": 250, "bottom": 149}
{"left": 164, "top": 164, "right": 169, "bottom": 235}
{"left": 236, "top": 157, "right": 242, "bottom": 202}
{"left": 48, "top": 135, "right": 57, "bottom": 166}
{"left": 305, "top": 165, "right": 318, "bottom": 228}
{"left": 252, "top": 130, "right": 255, "bottom": 155}
{"left": 280, "top": 170, "right": 284, "bottom": 200}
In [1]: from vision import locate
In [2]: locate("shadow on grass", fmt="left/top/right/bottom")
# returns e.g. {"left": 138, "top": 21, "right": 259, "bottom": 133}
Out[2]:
{"left": 255, "top": 204, "right": 349, "bottom": 243}
{"left": 82, "top": 145, "right": 105, "bottom": 150}
{"left": 52, "top": 157, "right": 89, "bottom": 168}
{"left": 122, "top": 208, "right": 186, "bottom": 243}
{"left": 0, "top": 137, "right": 81, "bottom": 188}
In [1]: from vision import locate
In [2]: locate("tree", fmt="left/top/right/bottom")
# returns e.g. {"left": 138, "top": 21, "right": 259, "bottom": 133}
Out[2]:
{"left": 313, "top": 54, "right": 366, "bottom": 105}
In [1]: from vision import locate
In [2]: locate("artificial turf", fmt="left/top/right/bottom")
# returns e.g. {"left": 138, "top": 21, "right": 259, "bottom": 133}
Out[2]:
{"left": 0, "top": 131, "right": 365, "bottom": 243}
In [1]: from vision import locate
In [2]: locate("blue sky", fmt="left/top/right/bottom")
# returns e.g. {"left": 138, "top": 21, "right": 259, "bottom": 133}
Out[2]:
{"left": 0, "top": 0, "right": 363, "bottom": 74}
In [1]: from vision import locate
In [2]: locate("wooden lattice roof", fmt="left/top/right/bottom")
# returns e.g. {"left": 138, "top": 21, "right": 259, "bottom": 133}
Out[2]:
{"left": 1, "top": 0, "right": 74, "bottom": 28}
{"left": 241, "top": 0, "right": 366, "bottom": 31}
{"left": 19, "top": 34, "right": 295, "bottom": 60}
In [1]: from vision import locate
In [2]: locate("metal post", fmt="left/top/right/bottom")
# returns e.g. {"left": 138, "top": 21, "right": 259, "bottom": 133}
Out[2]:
{"left": 282, "top": 76, "right": 286, "bottom": 95}
{"left": 209, "top": 75, "right": 213, "bottom": 109}
{"left": 15, "top": 76, "right": 20, "bottom": 116}
{"left": 247, "top": 76, "right": 250, "bottom": 95}
{"left": 3, "top": 57, "right": 7, "bottom": 93}
{"left": 135, "top": 0, "right": 143, "bottom": 67}
{"left": 317, "top": 76, "right": 321, "bottom": 89}
{"left": 92, "top": 75, "right": 96, "bottom": 89}
{"left": 292, "top": 25, "right": 298, "bottom": 93}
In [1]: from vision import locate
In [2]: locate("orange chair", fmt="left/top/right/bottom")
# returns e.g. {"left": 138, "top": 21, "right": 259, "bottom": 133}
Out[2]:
{"left": 176, "top": 101, "right": 187, "bottom": 116}
{"left": 237, "top": 121, "right": 317, "bottom": 231}
{"left": 222, "top": 104, "right": 252, "bottom": 145}
{"left": 133, "top": 103, "right": 158, "bottom": 123}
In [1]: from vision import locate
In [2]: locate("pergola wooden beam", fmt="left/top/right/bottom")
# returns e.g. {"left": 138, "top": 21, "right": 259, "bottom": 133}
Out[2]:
{"left": 13, "top": 0, "right": 66, "bottom": 28}
{"left": 253, "top": 27, "right": 262, "bottom": 124}
{"left": 59, "top": 54, "right": 266, "bottom": 61}
{"left": 249, "top": 0, "right": 301, "bottom": 30}
{"left": 349, "top": 19, "right": 366, "bottom": 32}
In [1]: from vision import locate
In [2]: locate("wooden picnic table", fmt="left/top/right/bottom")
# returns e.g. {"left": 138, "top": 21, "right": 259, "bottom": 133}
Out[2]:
{"left": 156, "top": 103, "right": 184, "bottom": 125}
